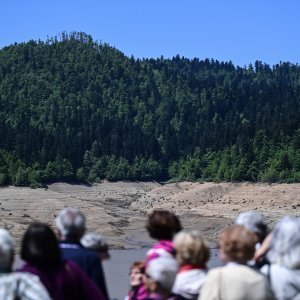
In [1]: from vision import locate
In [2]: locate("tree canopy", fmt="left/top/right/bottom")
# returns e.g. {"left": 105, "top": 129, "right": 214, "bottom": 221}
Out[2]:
{"left": 0, "top": 32, "right": 300, "bottom": 186}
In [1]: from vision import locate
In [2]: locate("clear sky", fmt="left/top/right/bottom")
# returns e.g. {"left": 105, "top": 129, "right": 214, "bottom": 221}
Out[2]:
{"left": 1, "top": 0, "right": 299, "bottom": 67}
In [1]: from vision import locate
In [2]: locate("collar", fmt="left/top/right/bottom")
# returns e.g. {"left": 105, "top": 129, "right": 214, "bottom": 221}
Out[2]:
{"left": 59, "top": 240, "right": 83, "bottom": 249}
{"left": 153, "top": 240, "right": 175, "bottom": 254}
{"left": 179, "top": 264, "right": 207, "bottom": 273}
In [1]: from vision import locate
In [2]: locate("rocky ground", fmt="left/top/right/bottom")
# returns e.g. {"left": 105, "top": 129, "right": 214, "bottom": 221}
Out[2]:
{"left": 0, "top": 181, "right": 299, "bottom": 249}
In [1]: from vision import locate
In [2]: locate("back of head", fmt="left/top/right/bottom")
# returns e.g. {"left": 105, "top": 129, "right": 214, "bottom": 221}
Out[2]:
{"left": 55, "top": 207, "right": 86, "bottom": 240}
{"left": 219, "top": 225, "right": 256, "bottom": 264}
{"left": 81, "top": 233, "right": 108, "bottom": 252}
{"left": 147, "top": 256, "right": 179, "bottom": 292}
{"left": 21, "top": 223, "right": 61, "bottom": 268}
{"left": 0, "top": 229, "right": 15, "bottom": 273}
{"left": 267, "top": 216, "right": 300, "bottom": 269}
{"left": 236, "top": 211, "right": 268, "bottom": 243}
{"left": 174, "top": 230, "right": 210, "bottom": 266}
{"left": 146, "top": 210, "right": 182, "bottom": 241}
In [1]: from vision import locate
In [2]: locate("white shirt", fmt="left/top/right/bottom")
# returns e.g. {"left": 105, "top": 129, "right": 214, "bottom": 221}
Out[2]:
{"left": 0, "top": 272, "right": 51, "bottom": 300}
{"left": 261, "top": 264, "right": 300, "bottom": 300}
{"left": 172, "top": 269, "right": 207, "bottom": 300}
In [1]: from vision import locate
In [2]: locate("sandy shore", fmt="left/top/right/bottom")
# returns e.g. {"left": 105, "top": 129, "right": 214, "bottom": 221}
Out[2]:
{"left": 1, "top": 181, "right": 300, "bottom": 249}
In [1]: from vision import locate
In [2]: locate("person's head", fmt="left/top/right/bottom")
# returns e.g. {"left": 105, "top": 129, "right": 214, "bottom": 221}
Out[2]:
{"left": 21, "top": 223, "right": 61, "bottom": 268}
{"left": 267, "top": 216, "right": 300, "bottom": 269}
{"left": 219, "top": 225, "right": 256, "bottom": 264}
{"left": 81, "top": 233, "right": 110, "bottom": 261}
{"left": 174, "top": 230, "right": 210, "bottom": 267}
{"left": 0, "top": 229, "right": 15, "bottom": 273}
{"left": 145, "top": 256, "right": 179, "bottom": 295}
{"left": 235, "top": 211, "right": 268, "bottom": 243}
{"left": 146, "top": 210, "right": 182, "bottom": 241}
{"left": 55, "top": 207, "right": 86, "bottom": 241}
{"left": 129, "top": 261, "right": 146, "bottom": 287}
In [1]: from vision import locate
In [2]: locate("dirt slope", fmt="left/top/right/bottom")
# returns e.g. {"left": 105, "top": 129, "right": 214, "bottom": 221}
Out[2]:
{"left": 0, "top": 181, "right": 299, "bottom": 249}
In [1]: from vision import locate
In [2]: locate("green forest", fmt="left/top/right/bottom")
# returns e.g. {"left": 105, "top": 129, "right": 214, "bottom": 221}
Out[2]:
{"left": 0, "top": 32, "right": 300, "bottom": 187}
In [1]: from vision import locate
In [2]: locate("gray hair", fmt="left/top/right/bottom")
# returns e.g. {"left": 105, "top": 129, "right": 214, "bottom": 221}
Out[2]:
{"left": 267, "top": 216, "right": 300, "bottom": 269}
{"left": 0, "top": 229, "right": 15, "bottom": 272}
{"left": 235, "top": 211, "right": 268, "bottom": 242}
{"left": 81, "top": 233, "right": 108, "bottom": 252}
{"left": 147, "top": 256, "right": 179, "bottom": 291}
{"left": 55, "top": 208, "right": 86, "bottom": 239}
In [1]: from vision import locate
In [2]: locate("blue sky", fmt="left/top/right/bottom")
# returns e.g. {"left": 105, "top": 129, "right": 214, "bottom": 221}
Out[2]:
{"left": 1, "top": 0, "right": 299, "bottom": 67}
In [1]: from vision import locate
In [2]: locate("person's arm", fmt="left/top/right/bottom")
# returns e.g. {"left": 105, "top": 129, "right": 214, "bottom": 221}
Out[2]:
{"left": 89, "top": 255, "right": 109, "bottom": 299}
{"left": 254, "top": 233, "right": 273, "bottom": 263}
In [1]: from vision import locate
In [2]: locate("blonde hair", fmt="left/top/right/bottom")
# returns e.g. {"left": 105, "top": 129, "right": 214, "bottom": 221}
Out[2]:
{"left": 219, "top": 225, "right": 256, "bottom": 263}
{"left": 174, "top": 230, "right": 210, "bottom": 266}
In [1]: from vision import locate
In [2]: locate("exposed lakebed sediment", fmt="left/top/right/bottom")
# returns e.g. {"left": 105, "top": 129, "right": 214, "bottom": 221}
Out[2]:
{"left": 0, "top": 181, "right": 299, "bottom": 249}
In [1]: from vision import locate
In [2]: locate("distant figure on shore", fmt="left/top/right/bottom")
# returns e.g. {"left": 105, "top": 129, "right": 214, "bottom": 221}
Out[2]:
{"left": 55, "top": 207, "right": 109, "bottom": 299}
{"left": 81, "top": 232, "right": 110, "bottom": 261}
{"left": 145, "top": 256, "right": 179, "bottom": 300}
{"left": 261, "top": 216, "right": 300, "bottom": 300}
{"left": 125, "top": 261, "right": 147, "bottom": 300}
{"left": 146, "top": 210, "right": 182, "bottom": 263}
{"left": 172, "top": 230, "right": 209, "bottom": 300}
{"left": 199, "top": 225, "right": 273, "bottom": 300}
{"left": 0, "top": 228, "right": 51, "bottom": 300}
{"left": 19, "top": 223, "right": 105, "bottom": 300}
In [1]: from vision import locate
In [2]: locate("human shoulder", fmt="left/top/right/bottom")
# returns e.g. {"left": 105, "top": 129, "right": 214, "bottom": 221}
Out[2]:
{"left": 265, "top": 264, "right": 300, "bottom": 283}
{"left": 205, "top": 266, "right": 223, "bottom": 277}
{"left": 3, "top": 272, "right": 51, "bottom": 300}
{"left": 3, "top": 272, "right": 41, "bottom": 283}
{"left": 175, "top": 268, "right": 207, "bottom": 284}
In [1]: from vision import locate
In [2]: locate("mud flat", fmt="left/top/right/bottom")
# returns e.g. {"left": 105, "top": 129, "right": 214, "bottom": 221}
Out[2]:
{"left": 1, "top": 181, "right": 300, "bottom": 249}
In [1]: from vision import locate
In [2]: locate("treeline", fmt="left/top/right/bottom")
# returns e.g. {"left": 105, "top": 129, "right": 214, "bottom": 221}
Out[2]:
{"left": 0, "top": 31, "right": 300, "bottom": 186}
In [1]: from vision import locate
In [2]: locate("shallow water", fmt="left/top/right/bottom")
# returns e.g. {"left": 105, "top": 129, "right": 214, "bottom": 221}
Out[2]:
{"left": 104, "top": 248, "right": 221, "bottom": 300}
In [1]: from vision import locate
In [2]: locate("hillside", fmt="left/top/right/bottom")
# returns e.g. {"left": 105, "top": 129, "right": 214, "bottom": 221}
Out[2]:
{"left": 0, "top": 32, "right": 300, "bottom": 185}
{"left": 1, "top": 181, "right": 299, "bottom": 249}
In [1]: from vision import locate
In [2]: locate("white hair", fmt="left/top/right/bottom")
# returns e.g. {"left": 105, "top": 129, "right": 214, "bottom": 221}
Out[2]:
{"left": 55, "top": 208, "right": 86, "bottom": 239}
{"left": 0, "top": 229, "right": 15, "bottom": 272}
{"left": 147, "top": 256, "right": 179, "bottom": 291}
{"left": 267, "top": 216, "right": 300, "bottom": 269}
{"left": 81, "top": 233, "right": 108, "bottom": 251}
{"left": 235, "top": 211, "right": 268, "bottom": 241}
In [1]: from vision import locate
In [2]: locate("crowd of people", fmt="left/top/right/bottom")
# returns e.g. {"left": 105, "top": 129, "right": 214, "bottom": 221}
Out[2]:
{"left": 0, "top": 207, "right": 299, "bottom": 300}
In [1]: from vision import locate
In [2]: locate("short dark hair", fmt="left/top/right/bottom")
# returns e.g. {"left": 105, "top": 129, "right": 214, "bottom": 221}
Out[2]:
{"left": 21, "top": 223, "right": 61, "bottom": 268}
{"left": 146, "top": 210, "right": 182, "bottom": 240}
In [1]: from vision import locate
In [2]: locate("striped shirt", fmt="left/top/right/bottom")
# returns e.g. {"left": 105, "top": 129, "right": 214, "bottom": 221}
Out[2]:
{"left": 0, "top": 272, "right": 51, "bottom": 300}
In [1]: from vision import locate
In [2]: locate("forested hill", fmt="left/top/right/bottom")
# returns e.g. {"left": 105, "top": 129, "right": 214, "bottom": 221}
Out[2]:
{"left": 0, "top": 32, "right": 300, "bottom": 187}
